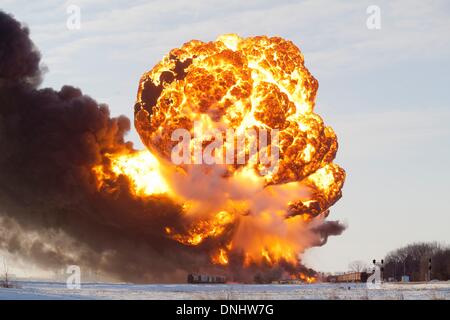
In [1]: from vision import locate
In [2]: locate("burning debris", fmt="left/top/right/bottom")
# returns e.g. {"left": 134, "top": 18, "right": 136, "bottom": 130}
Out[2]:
{"left": 0, "top": 12, "right": 345, "bottom": 283}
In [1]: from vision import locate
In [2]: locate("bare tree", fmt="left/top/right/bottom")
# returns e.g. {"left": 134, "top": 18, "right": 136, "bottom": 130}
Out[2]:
{"left": 349, "top": 260, "right": 369, "bottom": 273}
{"left": 1, "top": 258, "right": 13, "bottom": 288}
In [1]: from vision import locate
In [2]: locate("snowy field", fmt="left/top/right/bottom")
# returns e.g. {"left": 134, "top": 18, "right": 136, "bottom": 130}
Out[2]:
{"left": 1, "top": 281, "right": 449, "bottom": 300}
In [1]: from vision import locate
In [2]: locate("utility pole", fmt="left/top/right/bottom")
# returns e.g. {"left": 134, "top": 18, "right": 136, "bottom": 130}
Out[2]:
{"left": 372, "top": 259, "right": 384, "bottom": 282}
{"left": 393, "top": 261, "right": 396, "bottom": 281}
{"left": 428, "top": 258, "right": 432, "bottom": 282}
{"left": 403, "top": 257, "right": 406, "bottom": 276}
{"left": 402, "top": 255, "right": 411, "bottom": 282}
{"left": 372, "top": 259, "right": 376, "bottom": 274}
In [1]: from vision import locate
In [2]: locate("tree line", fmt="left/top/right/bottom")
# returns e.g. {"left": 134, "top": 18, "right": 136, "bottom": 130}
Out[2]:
{"left": 382, "top": 242, "right": 450, "bottom": 281}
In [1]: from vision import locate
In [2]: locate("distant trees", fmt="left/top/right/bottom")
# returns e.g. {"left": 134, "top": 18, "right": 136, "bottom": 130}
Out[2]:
{"left": 383, "top": 242, "right": 450, "bottom": 281}
{"left": 348, "top": 260, "right": 369, "bottom": 273}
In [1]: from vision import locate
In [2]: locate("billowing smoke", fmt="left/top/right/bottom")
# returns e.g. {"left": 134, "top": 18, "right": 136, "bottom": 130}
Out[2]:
{"left": 0, "top": 12, "right": 344, "bottom": 283}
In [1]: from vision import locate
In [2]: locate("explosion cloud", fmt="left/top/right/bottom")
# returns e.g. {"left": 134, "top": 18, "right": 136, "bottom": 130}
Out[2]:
{"left": 0, "top": 11, "right": 345, "bottom": 283}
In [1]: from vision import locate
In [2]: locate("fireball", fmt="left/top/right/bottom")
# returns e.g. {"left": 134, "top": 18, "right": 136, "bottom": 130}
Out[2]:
{"left": 134, "top": 34, "right": 344, "bottom": 218}
{"left": 94, "top": 34, "right": 345, "bottom": 280}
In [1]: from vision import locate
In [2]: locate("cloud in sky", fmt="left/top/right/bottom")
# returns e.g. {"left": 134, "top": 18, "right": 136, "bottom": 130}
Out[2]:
{"left": 6, "top": 1, "right": 450, "bottom": 76}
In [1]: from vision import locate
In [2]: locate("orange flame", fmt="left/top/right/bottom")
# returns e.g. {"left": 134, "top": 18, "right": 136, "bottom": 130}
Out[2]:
{"left": 212, "top": 248, "right": 229, "bottom": 266}
{"left": 93, "top": 151, "right": 169, "bottom": 196}
{"left": 165, "top": 211, "right": 234, "bottom": 246}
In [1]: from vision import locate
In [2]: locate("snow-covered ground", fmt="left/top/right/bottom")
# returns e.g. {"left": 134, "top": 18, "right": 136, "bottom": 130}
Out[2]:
{"left": 0, "top": 281, "right": 449, "bottom": 300}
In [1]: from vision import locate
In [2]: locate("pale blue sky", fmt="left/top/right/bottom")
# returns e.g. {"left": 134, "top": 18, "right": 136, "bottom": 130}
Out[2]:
{"left": 1, "top": 0, "right": 449, "bottom": 273}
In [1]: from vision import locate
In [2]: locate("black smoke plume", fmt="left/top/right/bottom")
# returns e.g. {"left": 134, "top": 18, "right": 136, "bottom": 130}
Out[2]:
{"left": 0, "top": 11, "right": 201, "bottom": 282}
